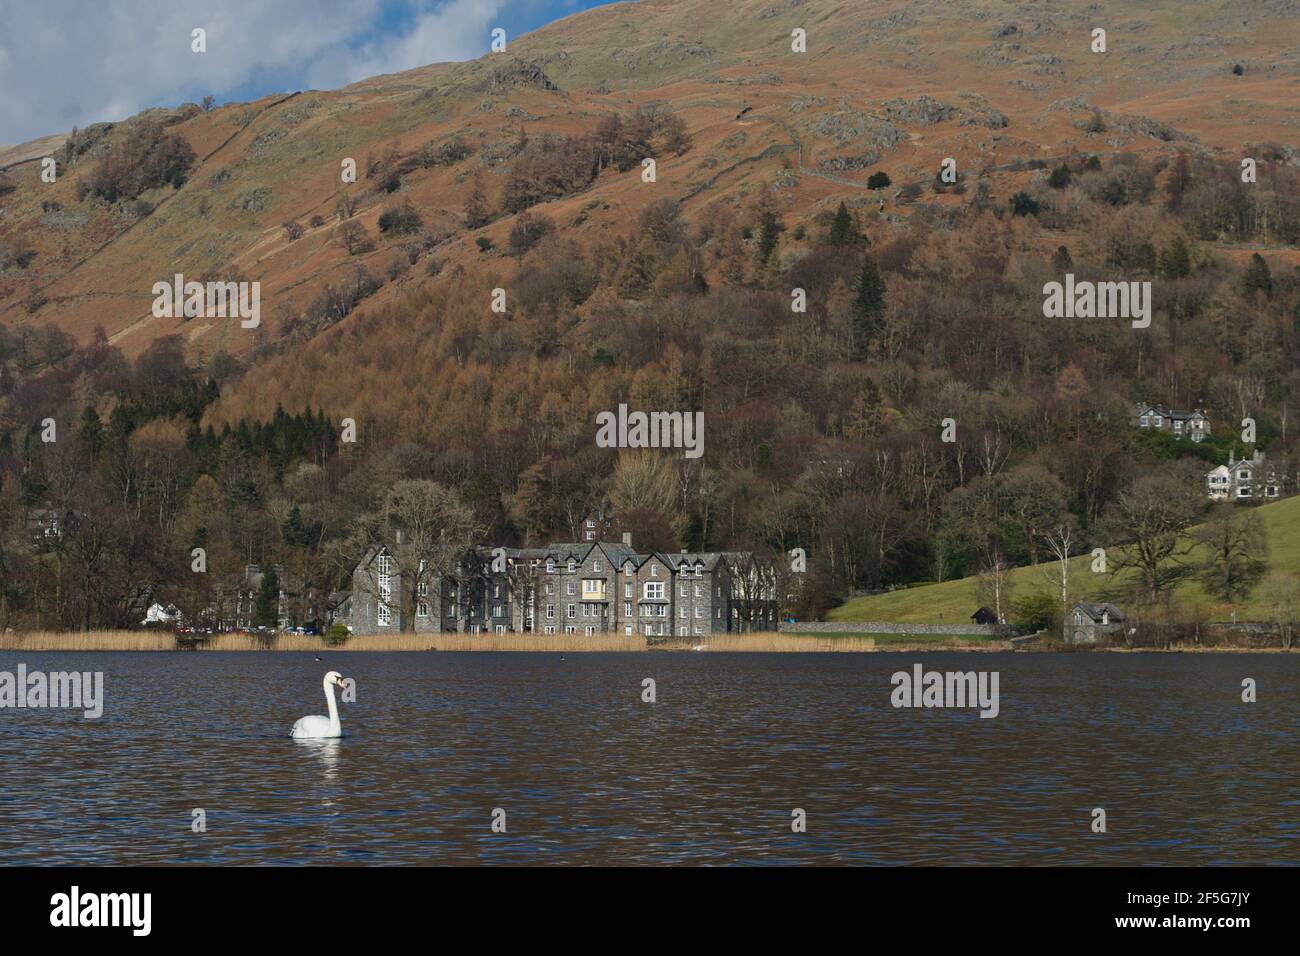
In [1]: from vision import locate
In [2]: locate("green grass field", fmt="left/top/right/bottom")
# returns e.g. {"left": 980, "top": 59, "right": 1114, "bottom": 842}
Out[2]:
{"left": 830, "top": 494, "right": 1300, "bottom": 625}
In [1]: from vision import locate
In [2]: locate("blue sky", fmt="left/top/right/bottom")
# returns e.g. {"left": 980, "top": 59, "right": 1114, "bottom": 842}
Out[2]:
{"left": 0, "top": 0, "right": 624, "bottom": 145}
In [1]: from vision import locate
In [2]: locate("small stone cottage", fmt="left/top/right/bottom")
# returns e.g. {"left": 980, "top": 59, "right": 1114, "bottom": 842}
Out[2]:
{"left": 1064, "top": 601, "right": 1127, "bottom": 645}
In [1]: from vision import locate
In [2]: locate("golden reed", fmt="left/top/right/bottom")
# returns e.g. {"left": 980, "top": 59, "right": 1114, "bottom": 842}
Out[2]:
{"left": 0, "top": 631, "right": 1019, "bottom": 652}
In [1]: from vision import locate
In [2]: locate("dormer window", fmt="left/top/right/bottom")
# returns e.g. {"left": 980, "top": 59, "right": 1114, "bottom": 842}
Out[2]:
{"left": 567, "top": 559, "right": 576, "bottom": 573}
{"left": 546, "top": 560, "right": 555, "bottom": 573}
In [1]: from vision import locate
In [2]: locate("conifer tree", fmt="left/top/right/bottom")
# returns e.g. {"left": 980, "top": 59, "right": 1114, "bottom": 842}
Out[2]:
{"left": 828, "top": 201, "right": 857, "bottom": 246}
{"left": 255, "top": 567, "right": 280, "bottom": 628}
{"left": 852, "top": 255, "right": 886, "bottom": 358}
{"left": 1242, "top": 253, "right": 1273, "bottom": 298}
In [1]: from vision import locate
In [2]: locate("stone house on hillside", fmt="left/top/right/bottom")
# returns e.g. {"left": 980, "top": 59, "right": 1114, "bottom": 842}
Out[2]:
{"left": 1132, "top": 403, "right": 1210, "bottom": 442}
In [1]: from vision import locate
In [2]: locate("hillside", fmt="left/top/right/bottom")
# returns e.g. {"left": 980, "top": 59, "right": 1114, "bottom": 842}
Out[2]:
{"left": 831, "top": 492, "right": 1300, "bottom": 625}
{"left": 1, "top": 0, "right": 1298, "bottom": 633}
{"left": 2, "top": 0, "right": 1298, "bottom": 358}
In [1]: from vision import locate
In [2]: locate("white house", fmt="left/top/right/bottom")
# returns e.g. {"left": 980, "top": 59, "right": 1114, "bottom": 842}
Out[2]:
{"left": 1205, "top": 450, "right": 1281, "bottom": 501}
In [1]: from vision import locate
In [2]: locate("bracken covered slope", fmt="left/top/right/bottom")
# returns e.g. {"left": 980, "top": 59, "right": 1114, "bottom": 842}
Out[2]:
{"left": 1, "top": 0, "right": 1296, "bottom": 363}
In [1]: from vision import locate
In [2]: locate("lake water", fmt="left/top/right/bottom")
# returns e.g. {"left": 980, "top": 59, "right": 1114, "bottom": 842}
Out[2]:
{"left": 0, "top": 651, "right": 1294, "bottom": 865}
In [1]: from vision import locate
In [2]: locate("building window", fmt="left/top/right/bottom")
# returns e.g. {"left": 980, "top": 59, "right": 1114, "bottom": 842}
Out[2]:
{"left": 624, "top": 582, "right": 633, "bottom": 597}
{"left": 694, "top": 585, "right": 703, "bottom": 598}
{"left": 593, "top": 559, "right": 602, "bottom": 572}
{"left": 679, "top": 584, "right": 688, "bottom": 597}
{"left": 568, "top": 559, "right": 576, "bottom": 572}
{"left": 546, "top": 604, "right": 555, "bottom": 619}
{"left": 696, "top": 607, "right": 705, "bottom": 618}
{"left": 567, "top": 581, "right": 576, "bottom": 595}
{"left": 567, "top": 604, "right": 576, "bottom": 618}
{"left": 417, "top": 602, "right": 429, "bottom": 617}
{"left": 679, "top": 606, "right": 687, "bottom": 618}
{"left": 377, "top": 601, "right": 391, "bottom": 626}
{"left": 645, "top": 582, "right": 664, "bottom": 600}
{"left": 624, "top": 602, "right": 632, "bottom": 617}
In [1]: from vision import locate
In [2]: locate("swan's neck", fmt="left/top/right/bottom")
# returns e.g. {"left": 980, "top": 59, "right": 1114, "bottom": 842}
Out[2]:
{"left": 324, "top": 682, "right": 340, "bottom": 736}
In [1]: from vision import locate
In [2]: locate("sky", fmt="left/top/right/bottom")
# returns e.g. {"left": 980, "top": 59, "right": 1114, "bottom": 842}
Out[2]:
{"left": 0, "top": 0, "right": 623, "bottom": 145}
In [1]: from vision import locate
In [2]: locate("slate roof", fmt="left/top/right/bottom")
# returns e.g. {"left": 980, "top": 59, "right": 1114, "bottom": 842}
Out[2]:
{"left": 1072, "top": 601, "right": 1126, "bottom": 623}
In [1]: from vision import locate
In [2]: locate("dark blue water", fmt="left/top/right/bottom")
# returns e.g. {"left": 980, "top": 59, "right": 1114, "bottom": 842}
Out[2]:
{"left": 0, "top": 651, "right": 1294, "bottom": 864}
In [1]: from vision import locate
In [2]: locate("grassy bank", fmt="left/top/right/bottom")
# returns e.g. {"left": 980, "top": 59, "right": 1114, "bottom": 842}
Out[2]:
{"left": 832, "top": 494, "right": 1300, "bottom": 625}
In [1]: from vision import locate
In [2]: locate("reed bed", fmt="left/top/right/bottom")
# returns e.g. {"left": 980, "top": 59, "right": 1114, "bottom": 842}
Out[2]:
{"left": 0, "top": 630, "right": 176, "bottom": 651}
{"left": 0, "top": 630, "right": 1030, "bottom": 653}
{"left": 0, "top": 629, "right": 645, "bottom": 652}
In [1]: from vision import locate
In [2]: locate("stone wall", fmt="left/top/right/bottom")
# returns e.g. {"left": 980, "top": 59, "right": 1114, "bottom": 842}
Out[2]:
{"left": 779, "top": 621, "right": 1016, "bottom": 636}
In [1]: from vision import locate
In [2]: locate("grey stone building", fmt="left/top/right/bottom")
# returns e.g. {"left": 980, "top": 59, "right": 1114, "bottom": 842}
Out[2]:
{"left": 344, "top": 534, "right": 778, "bottom": 638}
{"left": 1064, "top": 601, "right": 1127, "bottom": 645}
{"left": 1132, "top": 403, "right": 1210, "bottom": 442}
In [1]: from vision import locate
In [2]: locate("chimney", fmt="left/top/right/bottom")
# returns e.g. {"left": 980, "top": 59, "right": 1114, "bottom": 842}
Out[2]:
{"left": 622, "top": 532, "right": 633, "bottom": 547}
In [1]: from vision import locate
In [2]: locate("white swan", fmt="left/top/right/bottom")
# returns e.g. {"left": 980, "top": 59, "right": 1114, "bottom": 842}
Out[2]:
{"left": 290, "top": 671, "right": 346, "bottom": 739}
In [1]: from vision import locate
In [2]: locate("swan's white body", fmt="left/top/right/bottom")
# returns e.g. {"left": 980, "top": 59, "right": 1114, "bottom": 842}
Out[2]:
{"left": 290, "top": 671, "right": 344, "bottom": 739}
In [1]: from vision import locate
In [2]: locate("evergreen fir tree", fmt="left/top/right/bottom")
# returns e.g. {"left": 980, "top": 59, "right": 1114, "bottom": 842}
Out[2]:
{"left": 1159, "top": 235, "right": 1191, "bottom": 279}
{"left": 852, "top": 255, "right": 886, "bottom": 358}
{"left": 255, "top": 568, "right": 280, "bottom": 628}
{"left": 1242, "top": 253, "right": 1273, "bottom": 298}
{"left": 77, "top": 406, "right": 104, "bottom": 459}
{"left": 828, "top": 201, "right": 857, "bottom": 246}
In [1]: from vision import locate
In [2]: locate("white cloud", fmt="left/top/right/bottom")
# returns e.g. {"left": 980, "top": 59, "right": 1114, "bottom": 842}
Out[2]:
{"left": 0, "top": 0, "right": 504, "bottom": 144}
{"left": 310, "top": 0, "right": 506, "bottom": 88}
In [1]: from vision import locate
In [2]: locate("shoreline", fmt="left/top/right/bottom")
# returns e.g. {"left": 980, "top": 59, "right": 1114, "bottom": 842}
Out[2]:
{"left": 0, "top": 631, "right": 1291, "bottom": 653}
